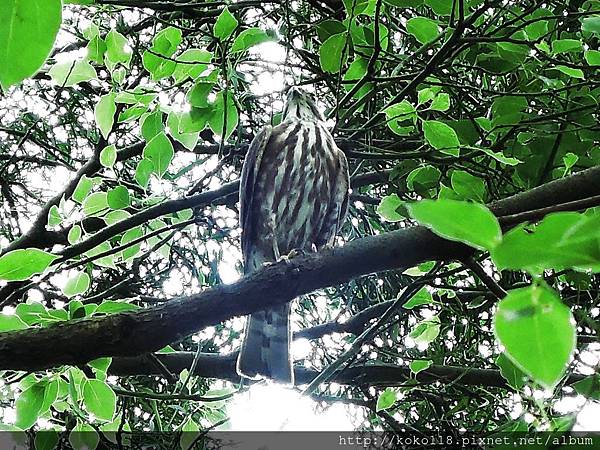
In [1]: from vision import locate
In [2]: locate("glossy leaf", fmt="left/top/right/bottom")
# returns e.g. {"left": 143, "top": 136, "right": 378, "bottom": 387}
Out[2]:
{"left": 142, "top": 132, "right": 174, "bottom": 177}
{"left": 0, "top": 249, "right": 57, "bottom": 281}
{"left": 494, "top": 284, "right": 576, "bottom": 390}
{"left": 48, "top": 59, "right": 97, "bottom": 87}
{"left": 82, "top": 379, "right": 117, "bottom": 421}
{"left": 62, "top": 272, "right": 90, "bottom": 298}
{"left": 0, "top": 0, "right": 62, "bottom": 89}
{"left": 213, "top": 7, "right": 238, "bottom": 40}
{"left": 319, "top": 33, "right": 347, "bottom": 74}
{"left": 95, "top": 93, "right": 116, "bottom": 139}
{"left": 100, "top": 144, "right": 117, "bottom": 168}
{"left": 408, "top": 199, "right": 502, "bottom": 250}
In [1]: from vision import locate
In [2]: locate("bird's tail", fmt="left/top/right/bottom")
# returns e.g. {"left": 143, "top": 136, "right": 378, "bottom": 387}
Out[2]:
{"left": 237, "top": 303, "right": 294, "bottom": 384}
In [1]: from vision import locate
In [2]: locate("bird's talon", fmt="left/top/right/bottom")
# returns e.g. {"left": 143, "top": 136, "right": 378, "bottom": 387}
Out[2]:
{"left": 287, "top": 248, "right": 306, "bottom": 259}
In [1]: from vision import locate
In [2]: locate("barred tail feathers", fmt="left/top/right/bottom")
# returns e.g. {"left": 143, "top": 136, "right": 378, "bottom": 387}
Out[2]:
{"left": 237, "top": 304, "right": 293, "bottom": 384}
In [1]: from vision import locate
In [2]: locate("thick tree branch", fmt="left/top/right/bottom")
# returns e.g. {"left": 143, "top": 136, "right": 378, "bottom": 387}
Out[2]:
{"left": 0, "top": 226, "right": 469, "bottom": 371}
{"left": 108, "top": 352, "right": 587, "bottom": 390}
{"left": 0, "top": 165, "right": 599, "bottom": 371}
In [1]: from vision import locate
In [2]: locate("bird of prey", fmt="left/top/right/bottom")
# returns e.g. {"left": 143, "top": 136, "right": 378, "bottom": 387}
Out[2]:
{"left": 236, "top": 87, "right": 350, "bottom": 384}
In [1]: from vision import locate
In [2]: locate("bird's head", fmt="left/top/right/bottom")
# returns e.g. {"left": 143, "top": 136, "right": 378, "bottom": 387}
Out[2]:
{"left": 282, "top": 87, "right": 323, "bottom": 122}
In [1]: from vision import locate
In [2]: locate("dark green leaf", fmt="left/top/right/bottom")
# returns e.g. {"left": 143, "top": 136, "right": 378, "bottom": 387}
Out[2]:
{"left": 319, "top": 33, "right": 347, "bottom": 74}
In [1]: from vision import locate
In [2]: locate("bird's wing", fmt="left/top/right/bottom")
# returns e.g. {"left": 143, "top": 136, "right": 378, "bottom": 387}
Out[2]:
{"left": 239, "top": 125, "right": 272, "bottom": 271}
{"left": 336, "top": 148, "right": 351, "bottom": 233}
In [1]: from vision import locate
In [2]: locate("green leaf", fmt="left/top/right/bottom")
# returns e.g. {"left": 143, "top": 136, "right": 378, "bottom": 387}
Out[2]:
{"left": 406, "top": 165, "right": 440, "bottom": 193}
{"left": 316, "top": 19, "right": 346, "bottom": 42}
{"left": 172, "top": 48, "right": 211, "bottom": 82}
{"left": 82, "top": 192, "right": 108, "bottom": 217}
{"left": 94, "top": 301, "right": 139, "bottom": 315}
{"left": 167, "top": 112, "right": 199, "bottom": 150}
{"left": 478, "top": 147, "right": 522, "bottom": 166}
{"left": 451, "top": 170, "right": 486, "bottom": 202}
{"left": 40, "top": 379, "right": 58, "bottom": 414}
{"left": 384, "top": 100, "right": 416, "bottom": 135}
{"left": 69, "top": 422, "right": 99, "bottom": 450}
{"left": 495, "top": 353, "right": 527, "bottom": 390}
{"left": 120, "top": 227, "right": 142, "bottom": 261}
{"left": 47, "top": 205, "right": 62, "bottom": 227}
{"left": 95, "top": 92, "right": 116, "bottom": 140}
{"left": 67, "top": 225, "right": 81, "bottom": 244}
{"left": 0, "top": 0, "right": 62, "bottom": 90}
{"left": 107, "top": 185, "right": 130, "bottom": 210}
{"left": 424, "top": 0, "right": 452, "bottom": 15}
{"left": 142, "top": 27, "right": 182, "bottom": 80}
{"left": 551, "top": 39, "right": 582, "bottom": 54}
{"left": 406, "top": 17, "right": 439, "bottom": 44}
{"left": 0, "top": 314, "right": 28, "bottom": 332}
{"left": 429, "top": 93, "right": 450, "bottom": 111}
{"left": 100, "top": 144, "right": 117, "bottom": 168}
{"left": 82, "top": 379, "right": 117, "bottom": 421}
{"left": 573, "top": 375, "right": 600, "bottom": 400}
{"left": 186, "top": 81, "right": 214, "bottom": 108}
{"left": 143, "top": 132, "right": 174, "bottom": 177}
{"left": 15, "top": 383, "right": 45, "bottom": 429}
{"left": 105, "top": 29, "right": 131, "bottom": 68}
{"left": 376, "top": 388, "right": 396, "bottom": 412}
{"left": 231, "top": 28, "right": 276, "bottom": 53}
{"left": 72, "top": 175, "right": 93, "bottom": 203}
{"left": 86, "top": 35, "right": 106, "bottom": 64}
{"left": 409, "top": 315, "right": 440, "bottom": 346}
{"left": 553, "top": 65, "right": 584, "bottom": 79}
{"left": 491, "top": 212, "right": 600, "bottom": 273}
{"left": 0, "top": 249, "right": 57, "bottom": 281}
{"left": 343, "top": 0, "right": 376, "bottom": 16}
{"left": 376, "top": 194, "right": 405, "bottom": 222}
{"left": 213, "top": 7, "right": 238, "bottom": 40}
{"left": 48, "top": 59, "right": 97, "bottom": 87}
{"left": 150, "top": 26, "right": 182, "bottom": 55}
{"left": 104, "top": 210, "right": 131, "bottom": 226}
{"left": 585, "top": 49, "right": 600, "bottom": 66}
{"left": 208, "top": 91, "right": 238, "bottom": 139}
{"left": 494, "top": 284, "right": 576, "bottom": 390}
{"left": 409, "top": 359, "right": 432, "bottom": 375}
{"left": 403, "top": 286, "right": 434, "bottom": 309}
{"left": 141, "top": 110, "right": 164, "bottom": 141}
{"left": 88, "top": 357, "right": 112, "bottom": 375}
{"left": 581, "top": 15, "right": 600, "bottom": 34}
{"left": 62, "top": 272, "right": 90, "bottom": 298}
{"left": 422, "top": 120, "right": 460, "bottom": 156}
{"left": 135, "top": 158, "right": 154, "bottom": 189}
{"left": 179, "top": 417, "right": 201, "bottom": 450}
{"left": 319, "top": 33, "right": 347, "bottom": 74}
{"left": 343, "top": 57, "right": 372, "bottom": 99}
{"left": 35, "top": 431, "right": 59, "bottom": 450}
{"left": 407, "top": 199, "right": 502, "bottom": 250}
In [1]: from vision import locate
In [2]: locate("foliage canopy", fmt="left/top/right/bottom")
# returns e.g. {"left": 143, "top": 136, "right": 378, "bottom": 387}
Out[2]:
{"left": 0, "top": 0, "right": 599, "bottom": 445}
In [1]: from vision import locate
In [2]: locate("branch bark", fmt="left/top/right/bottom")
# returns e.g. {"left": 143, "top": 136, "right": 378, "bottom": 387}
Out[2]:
{"left": 108, "top": 352, "right": 587, "bottom": 390}
{"left": 0, "top": 165, "right": 598, "bottom": 372}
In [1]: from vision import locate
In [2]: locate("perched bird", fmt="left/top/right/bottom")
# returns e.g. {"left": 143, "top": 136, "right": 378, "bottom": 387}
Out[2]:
{"left": 237, "top": 87, "right": 350, "bottom": 384}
